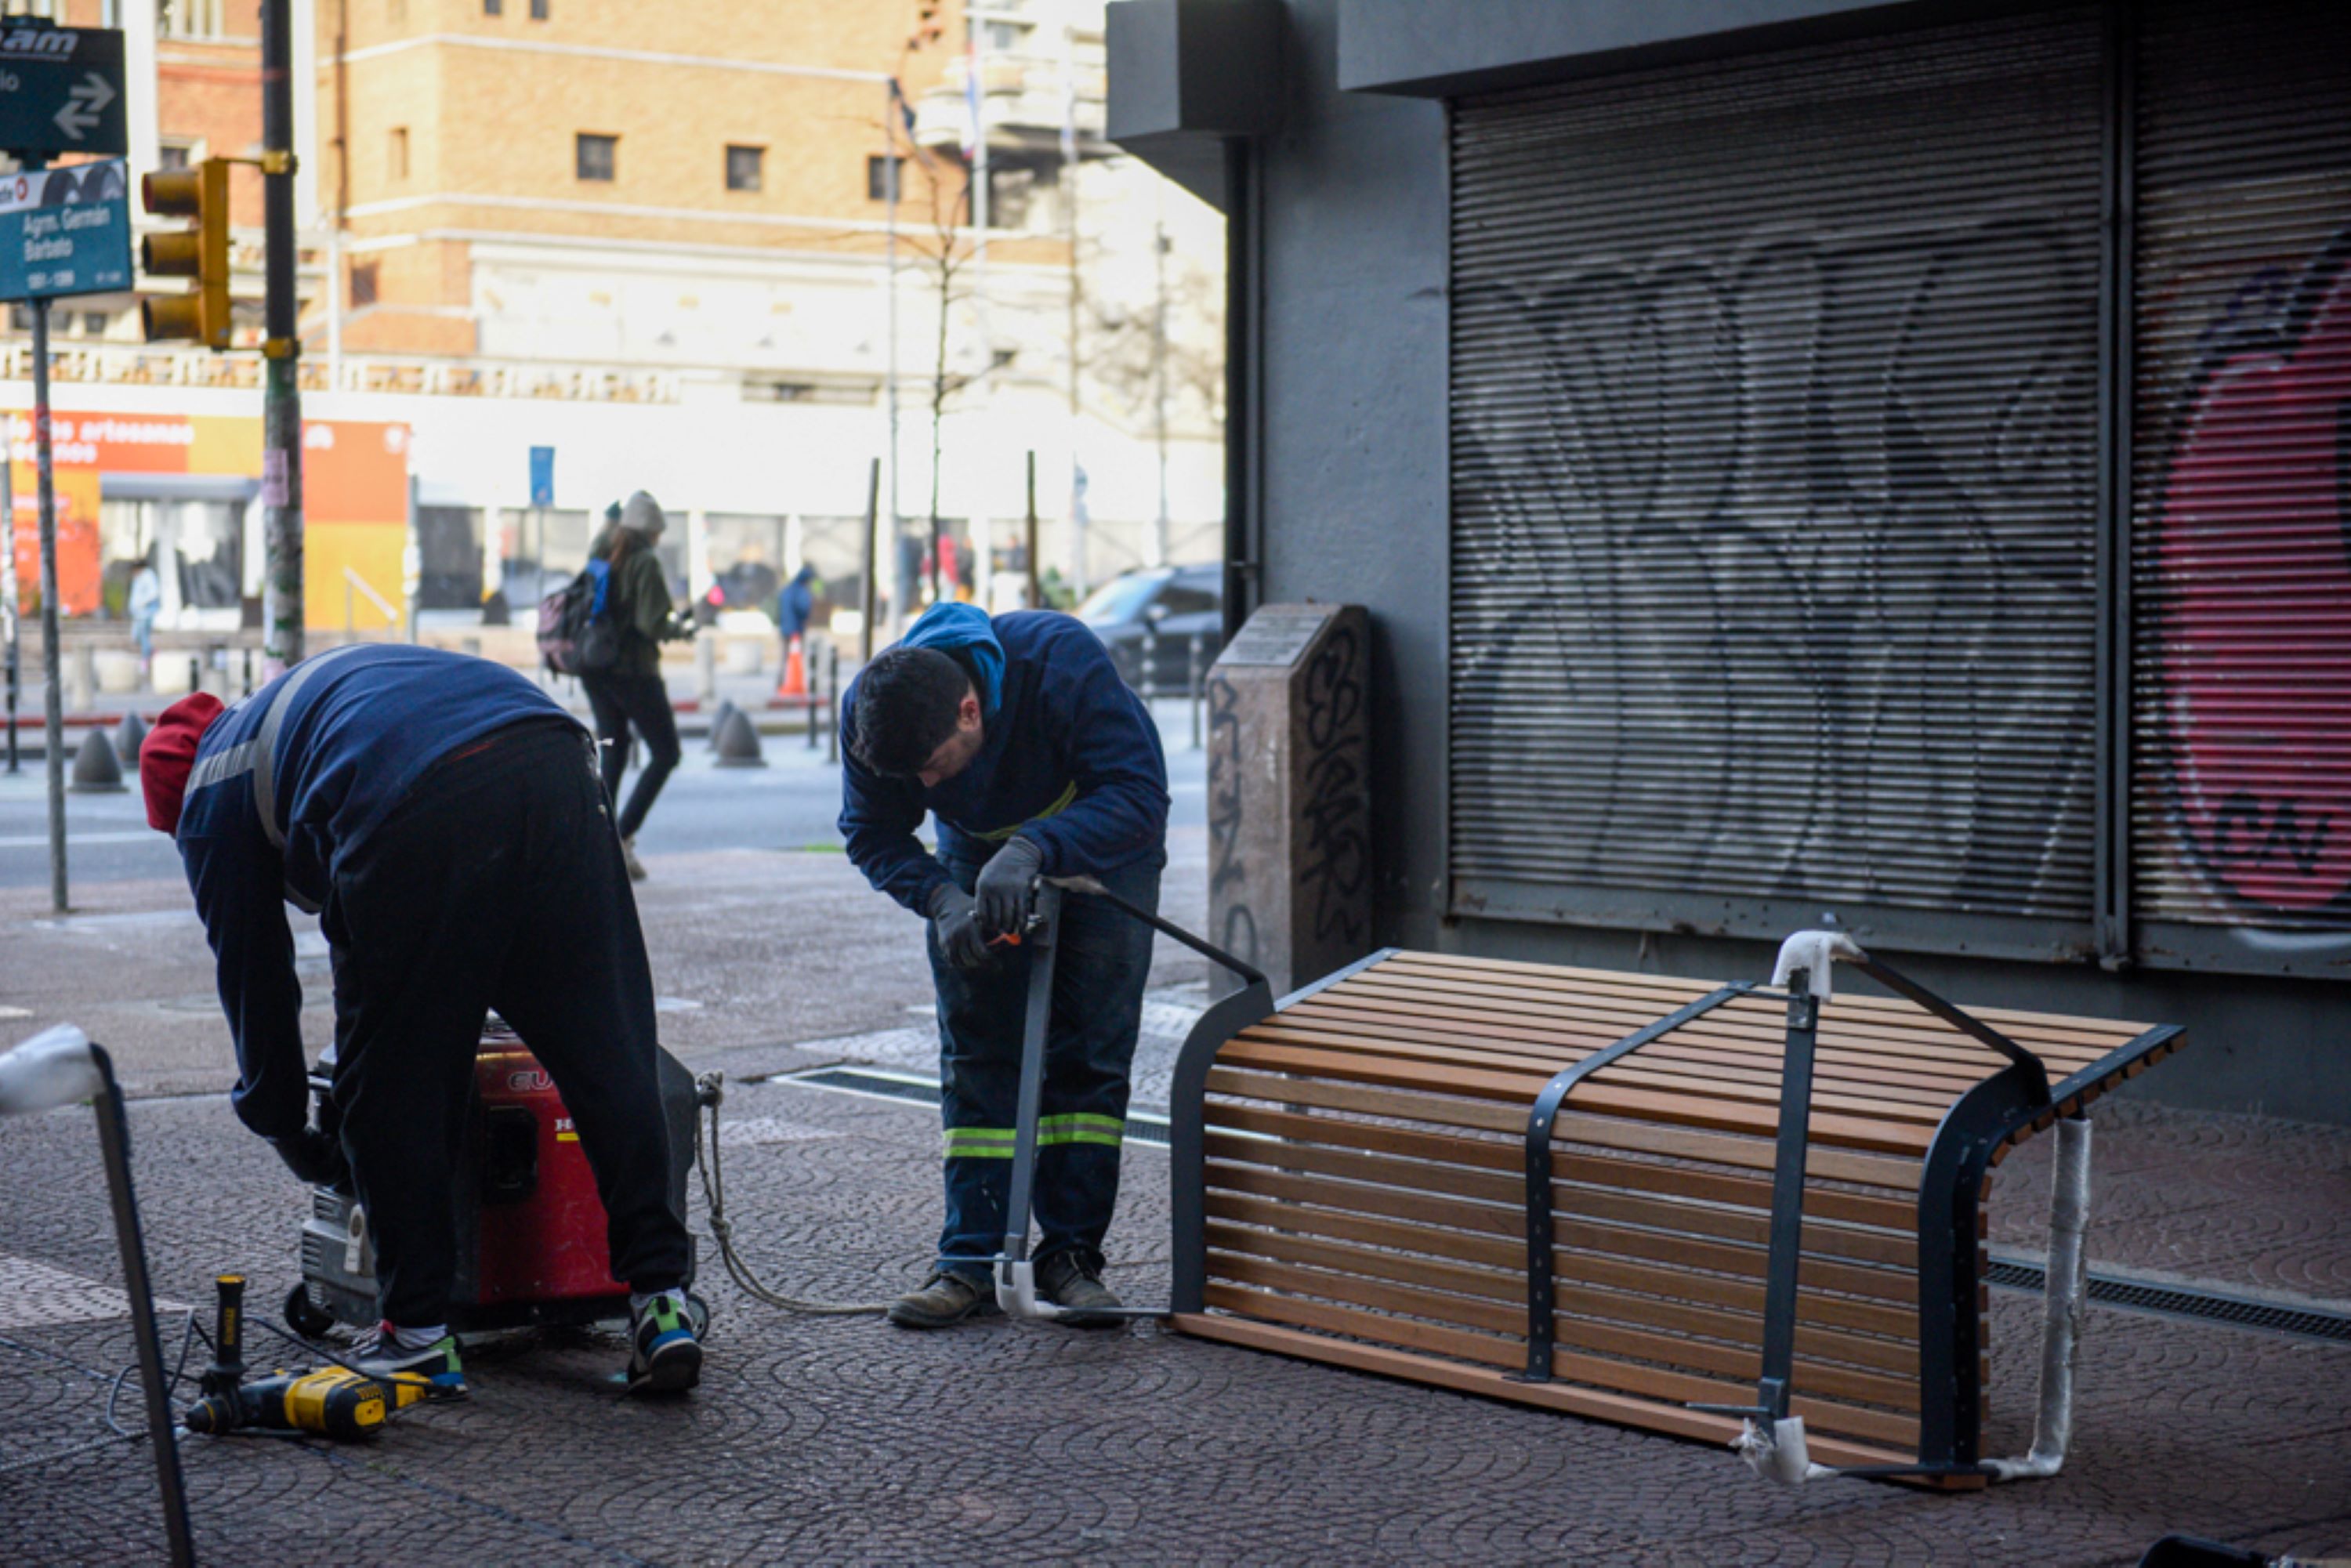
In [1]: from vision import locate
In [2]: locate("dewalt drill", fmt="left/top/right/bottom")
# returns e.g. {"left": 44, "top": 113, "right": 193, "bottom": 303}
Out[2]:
{"left": 182, "top": 1274, "right": 430, "bottom": 1442}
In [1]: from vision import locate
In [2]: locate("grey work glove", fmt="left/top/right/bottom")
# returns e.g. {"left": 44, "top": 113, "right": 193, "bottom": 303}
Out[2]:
{"left": 928, "top": 882, "right": 992, "bottom": 971}
{"left": 973, "top": 837, "right": 1046, "bottom": 940}
{"left": 271, "top": 1126, "right": 348, "bottom": 1187}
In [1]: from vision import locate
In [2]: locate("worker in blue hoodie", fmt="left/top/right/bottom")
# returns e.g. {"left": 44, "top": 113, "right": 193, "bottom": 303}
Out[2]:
{"left": 840, "top": 602, "right": 1170, "bottom": 1328}
{"left": 138, "top": 643, "right": 702, "bottom": 1397}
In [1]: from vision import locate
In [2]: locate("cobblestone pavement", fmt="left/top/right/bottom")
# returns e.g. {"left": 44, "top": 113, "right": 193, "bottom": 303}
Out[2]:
{"left": 3, "top": 1069, "right": 2348, "bottom": 1566}
{"left": 4, "top": 837, "right": 2349, "bottom": 1563}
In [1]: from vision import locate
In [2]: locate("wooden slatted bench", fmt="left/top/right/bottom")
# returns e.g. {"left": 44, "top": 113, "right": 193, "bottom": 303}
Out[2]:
{"left": 1165, "top": 934, "right": 2185, "bottom": 1488}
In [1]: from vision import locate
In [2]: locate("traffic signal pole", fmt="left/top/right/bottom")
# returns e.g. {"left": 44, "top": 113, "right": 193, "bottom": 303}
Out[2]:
{"left": 24, "top": 157, "right": 65, "bottom": 914}
{"left": 260, "top": 0, "right": 302, "bottom": 671}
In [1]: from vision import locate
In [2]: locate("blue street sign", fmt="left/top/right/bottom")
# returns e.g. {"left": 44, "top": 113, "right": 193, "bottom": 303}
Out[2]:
{"left": 0, "top": 159, "right": 130, "bottom": 302}
{"left": 528, "top": 445, "right": 555, "bottom": 508}
{"left": 0, "top": 24, "right": 127, "bottom": 160}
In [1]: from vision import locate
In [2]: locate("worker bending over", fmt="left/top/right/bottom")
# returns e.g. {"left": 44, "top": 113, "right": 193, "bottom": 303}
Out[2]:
{"left": 842, "top": 602, "right": 1171, "bottom": 1329}
{"left": 139, "top": 643, "right": 702, "bottom": 1395}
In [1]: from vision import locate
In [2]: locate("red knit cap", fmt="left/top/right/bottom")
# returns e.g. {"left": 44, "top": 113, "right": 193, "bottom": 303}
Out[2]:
{"left": 140, "top": 693, "right": 226, "bottom": 834}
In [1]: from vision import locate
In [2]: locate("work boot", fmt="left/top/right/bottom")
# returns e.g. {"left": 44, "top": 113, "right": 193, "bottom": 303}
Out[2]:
{"left": 621, "top": 836, "right": 649, "bottom": 882}
{"left": 345, "top": 1325, "right": 467, "bottom": 1397}
{"left": 1037, "top": 1252, "right": 1122, "bottom": 1328}
{"left": 626, "top": 1291, "right": 702, "bottom": 1396}
{"left": 886, "top": 1271, "right": 1000, "bottom": 1330}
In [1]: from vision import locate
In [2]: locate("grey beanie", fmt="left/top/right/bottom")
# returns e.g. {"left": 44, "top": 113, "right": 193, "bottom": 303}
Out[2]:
{"left": 620, "top": 491, "right": 666, "bottom": 538}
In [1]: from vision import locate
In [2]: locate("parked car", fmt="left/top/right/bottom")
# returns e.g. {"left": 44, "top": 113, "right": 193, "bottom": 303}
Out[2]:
{"left": 1074, "top": 563, "right": 1223, "bottom": 693}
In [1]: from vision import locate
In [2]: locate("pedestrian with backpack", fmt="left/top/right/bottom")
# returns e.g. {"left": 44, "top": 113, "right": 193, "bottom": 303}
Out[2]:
{"left": 581, "top": 492, "right": 689, "bottom": 881}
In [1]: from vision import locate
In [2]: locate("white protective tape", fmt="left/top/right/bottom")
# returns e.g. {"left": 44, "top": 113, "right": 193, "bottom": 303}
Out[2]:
{"left": 1987, "top": 1114, "right": 2092, "bottom": 1482}
{"left": 1770, "top": 929, "right": 1865, "bottom": 1000}
{"left": 1733, "top": 1416, "right": 1835, "bottom": 1485}
{"left": 0, "top": 1025, "right": 103, "bottom": 1118}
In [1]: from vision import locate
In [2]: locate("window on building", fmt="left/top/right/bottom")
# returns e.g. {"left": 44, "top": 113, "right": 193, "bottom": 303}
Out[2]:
{"left": 483, "top": 0, "right": 502, "bottom": 15}
{"left": 530, "top": 0, "right": 549, "bottom": 17}
{"left": 984, "top": 20, "right": 1028, "bottom": 51}
{"left": 576, "top": 133, "right": 616, "bottom": 183}
{"left": 867, "top": 154, "right": 904, "bottom": 203}
{"left": 82, "top": 313, "right": 109, "bottom": 337}
{"left": 350, "top": 263, "right": 379, "bottom": 308}
{"left": 726, "top": 145, "right": 763, "bottom": 194}
{"left": 388, "top": 126, "right": 408, "bottom": 181}
{"left": 987, "top": 166, "right": 1035, "bottom": 230}
{"left": 161, "top": 0, "right": 225, "bottom": 36}
{"left": 158, "top": 141, "right": 194, "bottom": 172}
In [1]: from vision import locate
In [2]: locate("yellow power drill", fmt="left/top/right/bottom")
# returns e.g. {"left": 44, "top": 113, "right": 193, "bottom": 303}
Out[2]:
{"left": 182, "top": 1275, "right": 431, "bottom": 1442}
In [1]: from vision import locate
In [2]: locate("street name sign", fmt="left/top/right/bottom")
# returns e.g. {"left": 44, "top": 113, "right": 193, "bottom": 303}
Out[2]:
{"left": 0, "top": 161, "right": 132, "bottom": 302}
{"left": 0, "top": 24, "right": 125, "bottom": 160}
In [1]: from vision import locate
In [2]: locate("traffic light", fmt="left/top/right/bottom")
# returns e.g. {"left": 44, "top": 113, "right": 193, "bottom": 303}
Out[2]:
{"left": 139, "top": 158, "right": 230, "bottom": 350}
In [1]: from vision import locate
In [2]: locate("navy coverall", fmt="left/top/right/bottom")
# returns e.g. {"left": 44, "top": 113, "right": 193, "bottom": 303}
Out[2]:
{"left": 176, "top": 643, "right": 690, "bottom": 1326}
{"left": 841, "top": 606, "right": 1171, "bottom": 1280}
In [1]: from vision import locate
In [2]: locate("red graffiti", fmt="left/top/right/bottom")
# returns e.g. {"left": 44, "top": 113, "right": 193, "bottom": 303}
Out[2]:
{"left": 2155, "top": 234, "right": 2351, "bottom": 915}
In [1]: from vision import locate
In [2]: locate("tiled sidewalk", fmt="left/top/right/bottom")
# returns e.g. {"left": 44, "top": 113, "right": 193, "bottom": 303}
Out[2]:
{"left": 3, "top": 1064, "right": 2346, "bottom": 1566}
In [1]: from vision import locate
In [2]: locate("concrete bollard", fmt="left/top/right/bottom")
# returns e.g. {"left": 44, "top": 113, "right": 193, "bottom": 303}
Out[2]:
{"left": 705, "top": 698, "right": 740, "bottom": 753}
{"left": 712, "top": 706, "right": 766, "bottom": 769}
{"left": 71, "top": 727, "right": 129, "bottom": 794}
{"left": 114, "top": 711, "right": 149, "bottom": 768}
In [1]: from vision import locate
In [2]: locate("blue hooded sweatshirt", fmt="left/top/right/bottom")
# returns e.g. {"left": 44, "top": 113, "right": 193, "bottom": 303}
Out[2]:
{"left": 174, "top": 644, "right": 581, "bottom": 1139}
{"left": 839, "top": 604, "right": 1168, "bottom": 914}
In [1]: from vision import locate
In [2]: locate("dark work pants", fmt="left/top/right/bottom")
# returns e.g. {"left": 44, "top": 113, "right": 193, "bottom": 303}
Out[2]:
{"left": 583, "top": 670, "right": 681, "bottom": 840}
{"left": 929, "top": 854, "right": 1161, "bottom": 1282}
{"left": 322, "top": 721, "right": 691, "bottom": 1327}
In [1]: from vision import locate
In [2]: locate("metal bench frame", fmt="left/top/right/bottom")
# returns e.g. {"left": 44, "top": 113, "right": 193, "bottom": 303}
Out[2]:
{"left": 1167, "top": 937, "right": 2183, "bottom": 1483}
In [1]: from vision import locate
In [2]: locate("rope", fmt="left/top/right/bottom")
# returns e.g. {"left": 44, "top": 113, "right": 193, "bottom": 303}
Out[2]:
{"left": 693, "top": 1072, "right": 892, "bottom": 1316}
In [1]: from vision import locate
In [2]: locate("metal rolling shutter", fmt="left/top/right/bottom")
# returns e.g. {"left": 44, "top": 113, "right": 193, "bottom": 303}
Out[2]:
{"left": 2129, "top": 1, "right": 2351, "bottom": 962}
{"left": 1448, "top": 10, "right": 2105, "bottom": 954}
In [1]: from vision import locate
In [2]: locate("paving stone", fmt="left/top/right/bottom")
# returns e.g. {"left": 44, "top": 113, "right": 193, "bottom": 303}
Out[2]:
{"left": 3, "top": 1074, "right": 2346, "bottom": 1566}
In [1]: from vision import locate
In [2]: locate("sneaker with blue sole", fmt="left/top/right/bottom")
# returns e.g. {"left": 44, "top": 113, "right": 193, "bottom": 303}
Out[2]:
{"left": 627, "top": 1294, "right": 702, "bottom": 1396}
{"left": 345, "top": 1326, "right": 467, "bottom": 1398}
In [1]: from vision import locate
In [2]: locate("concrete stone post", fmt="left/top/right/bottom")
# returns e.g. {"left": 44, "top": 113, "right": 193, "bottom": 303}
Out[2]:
{"left": 1204, "top": 603, "right": 1373, "bottom": 997}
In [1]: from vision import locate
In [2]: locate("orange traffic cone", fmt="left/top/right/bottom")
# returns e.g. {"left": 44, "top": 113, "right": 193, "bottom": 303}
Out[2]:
{"left": 777, "top": 636, "right": 807, "bottom": 698}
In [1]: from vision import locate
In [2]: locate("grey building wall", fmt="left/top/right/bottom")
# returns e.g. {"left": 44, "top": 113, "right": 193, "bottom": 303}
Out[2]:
{"left": 1119, "top": 0, "right": 2351, "bottom": 1122}
{"left": 1253, "top": 0, "right": 1452, "bottom": 961}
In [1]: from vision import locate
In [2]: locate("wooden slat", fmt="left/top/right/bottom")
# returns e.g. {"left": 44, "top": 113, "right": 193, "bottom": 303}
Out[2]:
{"left": 1207, "top": 1250, "right": 1920, "bottom": 1413}
{"left": 1204, "top": 1066, "right": 1924, "bottom": 1190}
{"left": 1202, "top": 1190, "right": 1919, "bottom": 1342}
{"left": 1377, "top": 951, "right": 2151, "bottom": 1045}
{"left": 1218, "top": 1039, "right": 1939, "bottom": 1156}
{"left": 1236, "top": 1020, "right": 1958, "bottom": 1129}
{"left": 1202, "top": 1129, "right": 1918, "bottom": 1270}
{"left": 1238, "top": 1021, "right": 1958, "bottom": 1127}
{"left": 1363, "top": 961, "right": 2142, "bottom": 1058}
{"left": 1353, "top": 964, "right": 2129, "bottom": 1068}
{"left": 1199, "top": 1276, "right": 1921, "bottom": 1451}
{"left": 1173, "top": 1313, "right": 1966, "bottom": 1483}
{"left": 1254, "top": 1011, "right": 1972, "bottom": 1112}
{"left": 1204, "top": 1220, "right": 1920, "bottom": 1379}
{"left": 1364, "top": 964, "right": 2135, "bottom": 1063}
{"left": 1205, "top": 1162, "right": 1918, "bottom": 1305}
{"left": 1283, "top": 994, "right": 2038, "bottom": 1092}
{"left": 1204, "top": 1101, "right": 1918, "bottom": 1232}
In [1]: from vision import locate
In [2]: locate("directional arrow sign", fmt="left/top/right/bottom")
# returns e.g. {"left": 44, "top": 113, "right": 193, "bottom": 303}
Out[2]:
{"left": 0, "top": 25, "right": 126, "bottom": 161}
{"left": 52, "top": 71, "right": 114, "bottom": 143}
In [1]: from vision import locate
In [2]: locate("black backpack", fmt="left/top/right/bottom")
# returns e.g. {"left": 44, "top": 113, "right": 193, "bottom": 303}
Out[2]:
{"left": 536, "top": 557, "right": 625, "bottom": 676}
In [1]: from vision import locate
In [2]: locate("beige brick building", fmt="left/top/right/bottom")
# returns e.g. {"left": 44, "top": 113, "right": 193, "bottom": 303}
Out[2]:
{"left": 314, "top": 0, "right": 1063, "bottom": 364}
{"left": 2, "top": 0, "right": 1226, "bottom": 641}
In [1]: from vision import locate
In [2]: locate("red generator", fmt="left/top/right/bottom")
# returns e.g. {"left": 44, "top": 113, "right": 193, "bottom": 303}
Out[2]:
{"left": 284, "top": 1017, "right": 704, "bottom": 1338}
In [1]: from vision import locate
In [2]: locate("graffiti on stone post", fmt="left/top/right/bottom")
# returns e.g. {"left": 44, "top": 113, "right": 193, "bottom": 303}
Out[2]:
{"left": 1299, "top": 625, "right": 1370, "bottom": 947}
{"left": 1205, "top": 668, "right": 1259, "bottom": 965}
